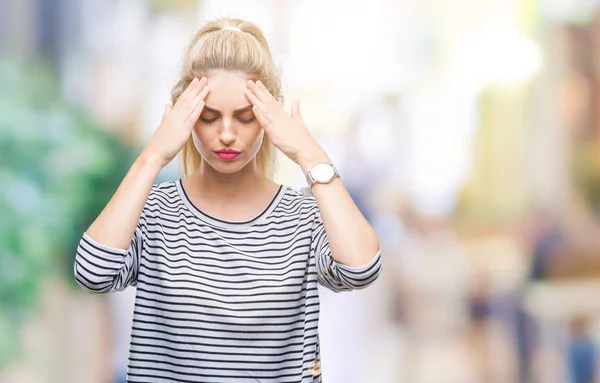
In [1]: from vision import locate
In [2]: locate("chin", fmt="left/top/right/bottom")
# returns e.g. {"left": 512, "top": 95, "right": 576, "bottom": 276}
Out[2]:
{"left": 204, "top": 157, "right": 253, "bottom": 174}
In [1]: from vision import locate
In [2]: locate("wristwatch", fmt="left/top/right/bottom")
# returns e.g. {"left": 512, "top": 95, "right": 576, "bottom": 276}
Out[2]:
{"left": 306, "top": 162, "right": 339, "bottom": 188}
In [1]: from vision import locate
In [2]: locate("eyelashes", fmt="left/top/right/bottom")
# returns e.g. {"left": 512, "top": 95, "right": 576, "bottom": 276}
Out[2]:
{"left": 199, "top": 117, "right": 256, "bottom": 124}
{"left": 238, "top": 117, "right": 256, "bottom": 124}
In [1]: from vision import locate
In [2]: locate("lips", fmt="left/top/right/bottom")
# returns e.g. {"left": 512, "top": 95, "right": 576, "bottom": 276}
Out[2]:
{"left": 214, "top": 149, "right": 241, "bottom": 160}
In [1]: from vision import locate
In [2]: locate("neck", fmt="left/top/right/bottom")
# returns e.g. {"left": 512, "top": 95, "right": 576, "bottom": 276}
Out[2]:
{"left": 191, "top": 160, "right": 271, "bottom": 201}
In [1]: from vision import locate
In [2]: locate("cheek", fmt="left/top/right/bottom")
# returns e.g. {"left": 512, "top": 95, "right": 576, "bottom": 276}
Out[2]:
{"left": 249, "top": 129, "right": 265, "bottom": 154}
{"left": 191, "top": 130, "right": 208, "bottom": 154}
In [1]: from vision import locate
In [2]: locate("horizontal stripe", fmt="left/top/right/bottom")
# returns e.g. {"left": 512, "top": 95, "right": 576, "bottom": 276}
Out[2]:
{"left": 73, "top": 180, "right": 382, "bottom": 382}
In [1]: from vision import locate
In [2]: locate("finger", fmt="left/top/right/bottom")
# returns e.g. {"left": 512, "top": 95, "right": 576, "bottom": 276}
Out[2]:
{"left": 187, "top": 87, "right": 210, "bottom": 123}
{"left": 291, "top": 100, "right": 304, "bottom": 122}
{"left": 172, "top": 78, "right": 197, "bottom": 113}
{"left": 244, "top": 88, "right": 261, "bottom": 106}
{"left": 244, "top": 89, "right": 270, "bottom": 121}
{"left": 247, "top": 80, "right": 276, "bottom": 106}
{"left": 255, "top": 81, "right": 278, "bottom": 104}
{"left": 182, "top": 77, "right": 201, "bottom": 98}
{"left": 186, "top": 77, "right": 206, "bottom": 100}
{"left": 198, "top": 83, "right": 210, "bottom": 101}
{"left": 174, "top": 77, "right": 205, "bottom": 111}
{"left": 161, "top": 103, "right": 172, "bottom": 123}
{"left": 179, "top": 79, "right": 208, "bottom": 117}
{"left": 188, "top": 99, "right": 206, "bottom": 125}
{"left": 252, "top": 106, "right": 270, "bottom": 129}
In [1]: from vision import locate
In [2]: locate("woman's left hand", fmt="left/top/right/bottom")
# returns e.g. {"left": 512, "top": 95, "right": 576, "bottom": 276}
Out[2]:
{"left": 245, "top": 80, "right": 325, "bottom": 166}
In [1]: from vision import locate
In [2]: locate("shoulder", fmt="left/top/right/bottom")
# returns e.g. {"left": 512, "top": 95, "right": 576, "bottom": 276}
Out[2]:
{"left": 278, "top": 185, "right": 320, "bottom": 215}
{"left": 143, "top": 180, "right": 181, "bottom": 214}
{"left": 149, "top": 180, "right": 179, "bottom": 200}
{"left": 281, "top": 185, "right": 314, "bottom": 202}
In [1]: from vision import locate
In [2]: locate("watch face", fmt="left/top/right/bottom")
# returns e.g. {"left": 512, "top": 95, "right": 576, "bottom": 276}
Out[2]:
{"left": 311, "top": 163, "right": 335, "bottom": 182}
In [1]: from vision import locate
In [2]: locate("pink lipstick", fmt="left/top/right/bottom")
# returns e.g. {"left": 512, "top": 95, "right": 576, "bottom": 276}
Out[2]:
{"left": 215, "top": 149, "right": 241, "bottom": 160}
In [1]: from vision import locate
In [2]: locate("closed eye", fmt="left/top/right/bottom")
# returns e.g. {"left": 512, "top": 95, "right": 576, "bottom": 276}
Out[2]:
{"left": 198, "top": 116, "right": 256, "bottom": 124}
{"left": 239, "top": 117, "right": 256, "bottom": 124}
{"left": 200, "top": 117, "right": 218, "bottom": 124}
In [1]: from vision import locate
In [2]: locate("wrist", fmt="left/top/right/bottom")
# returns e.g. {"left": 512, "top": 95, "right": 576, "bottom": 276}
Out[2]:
{"left": 136, "top": 151, "right": 165, "bottom": 173}
{"left": 298, "top": 148, "right": 331, "bottom": 174}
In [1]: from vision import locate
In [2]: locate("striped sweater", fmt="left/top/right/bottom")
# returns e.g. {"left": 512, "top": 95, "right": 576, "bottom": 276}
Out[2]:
{"left": 74, "top": 180, "right": 382, "bottom": 382}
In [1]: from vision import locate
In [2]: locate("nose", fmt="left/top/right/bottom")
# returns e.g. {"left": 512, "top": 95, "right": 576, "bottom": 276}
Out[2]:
{"left": 218, "top": 117, "right": 236, "bottom": 145}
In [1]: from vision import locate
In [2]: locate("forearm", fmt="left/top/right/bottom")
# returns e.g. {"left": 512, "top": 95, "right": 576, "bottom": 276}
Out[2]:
{"left": 299, "top": 150, "right": 380, "bottom": 268}
{"left": 86, "top": 152, "right": 162, "bottom": 250}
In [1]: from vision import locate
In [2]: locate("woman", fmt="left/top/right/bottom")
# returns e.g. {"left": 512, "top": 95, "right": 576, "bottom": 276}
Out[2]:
{"left": 74, "top": 18, "right": 382, "bottom": 382}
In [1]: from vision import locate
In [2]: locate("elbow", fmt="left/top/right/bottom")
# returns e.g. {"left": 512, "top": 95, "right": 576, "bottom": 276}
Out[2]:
{"left": 333, "top": 238, "right": 380, "bottom": 269}
{"left": 73, "top": 254, "right": 114, "bottom": 294}
{"left": 337, "top": 249, "right": 383, "bottom": 291}
{"left": 346, "top": 270, "right": 382, "bottom": 291}
{"left": 340, "top": 267, "right": 382, "bottom": 291}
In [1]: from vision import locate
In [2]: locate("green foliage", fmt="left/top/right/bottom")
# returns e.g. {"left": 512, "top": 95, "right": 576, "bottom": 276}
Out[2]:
{"left": 0, "top": 57, "right": 135, "bottom": 368}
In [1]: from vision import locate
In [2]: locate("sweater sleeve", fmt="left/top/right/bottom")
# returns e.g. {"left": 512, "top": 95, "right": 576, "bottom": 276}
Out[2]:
{"left": 311, "top": 210, "right": 382, "bottom": 292}
{"left": 73, "top": 216, "right": 145, "bottom": 294}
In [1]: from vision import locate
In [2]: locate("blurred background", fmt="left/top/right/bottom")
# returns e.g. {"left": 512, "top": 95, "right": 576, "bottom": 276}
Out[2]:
{"left": 3, "top": 0, "right": 600, "bottom": 382}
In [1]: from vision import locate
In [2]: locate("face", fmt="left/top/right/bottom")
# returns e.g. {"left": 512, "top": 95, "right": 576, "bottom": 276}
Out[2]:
{"left": 191, "top": 70, "right": 264, "bottom": 174}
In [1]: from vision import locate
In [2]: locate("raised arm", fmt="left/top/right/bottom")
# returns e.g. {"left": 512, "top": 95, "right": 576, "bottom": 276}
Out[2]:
{"left": 75, "top": 77, "right": 210, "bottom": 293}
{"left": 245, "top": 80, "right": 381, "bottom": 268}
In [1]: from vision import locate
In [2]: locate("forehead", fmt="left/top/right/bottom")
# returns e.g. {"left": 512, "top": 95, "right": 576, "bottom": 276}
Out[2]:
{"left": 204, "top": 70, "right": 250, "bottom": 109}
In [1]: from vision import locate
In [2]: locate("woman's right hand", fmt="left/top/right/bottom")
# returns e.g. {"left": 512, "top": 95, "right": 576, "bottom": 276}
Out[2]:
{"left": 143, "top": 77, "right": 210, "bottom": 168}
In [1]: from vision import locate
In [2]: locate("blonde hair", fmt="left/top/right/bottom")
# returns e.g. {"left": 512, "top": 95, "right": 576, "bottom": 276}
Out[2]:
{"left": 171, "top": 18, "right": 281, "bottom": 178}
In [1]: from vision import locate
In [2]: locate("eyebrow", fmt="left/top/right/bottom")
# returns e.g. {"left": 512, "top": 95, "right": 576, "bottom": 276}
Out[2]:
{"left": 202, "top": 105, "right": 253, "bottom": 115}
